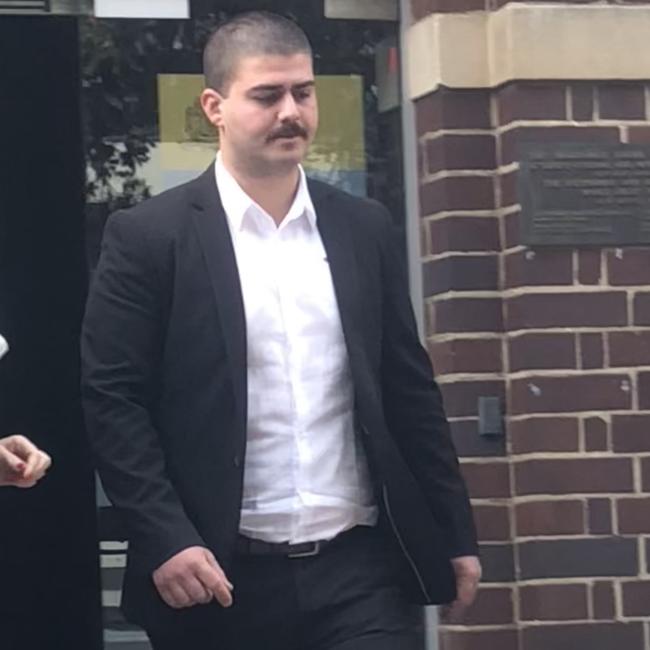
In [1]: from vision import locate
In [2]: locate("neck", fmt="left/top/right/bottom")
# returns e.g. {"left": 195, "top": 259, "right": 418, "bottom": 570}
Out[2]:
{"left": 221, "top": 152, "right": 301, "bottom": 226}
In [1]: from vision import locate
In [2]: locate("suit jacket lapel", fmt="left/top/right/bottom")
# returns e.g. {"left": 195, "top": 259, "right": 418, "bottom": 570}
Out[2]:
{"left": 186, "top": 171, "right": 366, "bottom": 431}
{"left": 310, "top": 181, "right": 367, "bottom": 384}
{"left": 189, "top": 165, "right": 247, "bottom": 430}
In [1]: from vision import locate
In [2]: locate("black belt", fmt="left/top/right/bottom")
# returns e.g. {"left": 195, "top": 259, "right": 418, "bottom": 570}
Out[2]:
{"left": 236, "top": 527, "right": 362, "bottom": 559}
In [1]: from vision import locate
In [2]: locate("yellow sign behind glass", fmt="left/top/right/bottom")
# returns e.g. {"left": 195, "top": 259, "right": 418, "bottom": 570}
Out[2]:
{"left": 157, "top": 73, "right": 366, "bottom": 176}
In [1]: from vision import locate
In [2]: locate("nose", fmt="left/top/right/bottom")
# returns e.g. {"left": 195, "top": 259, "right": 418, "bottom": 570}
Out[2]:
{"left": 277, "top": 91, "right": 299, "bottom": 121}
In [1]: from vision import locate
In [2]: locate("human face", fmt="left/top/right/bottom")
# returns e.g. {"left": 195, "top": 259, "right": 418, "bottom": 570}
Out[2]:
{"left": 201, "top": 53, "right": 318, "bottom": 178}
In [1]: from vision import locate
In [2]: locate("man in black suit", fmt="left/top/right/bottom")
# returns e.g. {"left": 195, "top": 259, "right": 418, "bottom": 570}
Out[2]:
{"left": 82, "top": 11, "right": 480, "bottom": 650}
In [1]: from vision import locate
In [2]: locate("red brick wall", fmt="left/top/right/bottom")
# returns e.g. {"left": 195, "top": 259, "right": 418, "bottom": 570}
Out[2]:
{"left": 417, "top": 78, "right": 650, "bottom": 649}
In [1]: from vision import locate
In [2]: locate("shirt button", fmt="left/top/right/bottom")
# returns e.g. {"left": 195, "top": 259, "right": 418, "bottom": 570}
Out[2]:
{"left": 233, "top": 455, "right": 241, "bottom": 468}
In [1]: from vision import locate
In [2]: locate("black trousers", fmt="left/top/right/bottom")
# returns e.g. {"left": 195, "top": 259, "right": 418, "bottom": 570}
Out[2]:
{"left": 147, "top": 526, "right": 424, "bottom": 650}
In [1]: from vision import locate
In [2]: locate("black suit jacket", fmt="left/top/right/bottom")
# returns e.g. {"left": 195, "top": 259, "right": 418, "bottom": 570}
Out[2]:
{"left": 81, "top": 166, "right": 477, "bottom": 631}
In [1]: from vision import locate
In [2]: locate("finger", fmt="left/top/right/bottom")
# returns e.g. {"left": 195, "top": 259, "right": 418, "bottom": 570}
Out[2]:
{"left": 211, "top": 579, "right": 233, "bottom": 608}
{"left": 446, "top": 600, "right": 466, "bottom": 623}
{"left": 6, "top": 435, "right": 39, "bottom": 459}
{"left": 195, "top": 561, "right": 233, "bottom": 608}
{"left": 156, "top": 585, "right": 180, "bottom": 609}
{"left": 153, "top": 567, "right": 194, "bottom": 610}
{"left": 457, "top": 577, "right": 479, "bottom": 607}
{"left": 15, "top": 478, "right": 38, "bottom": 489}
{"left": 157, "top": 588, "right": 176, "bottom": 609}
{"left": 32, "top": 452, "right": 52, "bottom": 481}
{"left": 165, "top": 582, "right": 193, "bottom": 609}
{"left": 203, "top": 550, "right": 234, "bottom": 593}
{"left": 0, "top": 447, "right": 26, "bottom": 485}
{"left": 35, "top": 451, "right": 51, "bottom": 472}
{"left": 179, "top": 575, "right": 212, "bottom": 605}
{"left": 0, "top": 446, "right": 25, "bottom": 474}
{"left": 204, "top": 551, "right": 233, "bottom": 590}
{"left": 198, "top": 569, "right": 233, "bottom": 608}
{"left": 21, "top": 449, "right": 41, "bottom": 481}
{"left": 441, "top": 580, "right": 478, "bottom": 623}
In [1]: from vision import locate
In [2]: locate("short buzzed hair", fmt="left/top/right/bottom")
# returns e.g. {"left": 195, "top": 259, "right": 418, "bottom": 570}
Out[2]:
{"left": 203, "top": 11, "right": 312, "bottom": 95}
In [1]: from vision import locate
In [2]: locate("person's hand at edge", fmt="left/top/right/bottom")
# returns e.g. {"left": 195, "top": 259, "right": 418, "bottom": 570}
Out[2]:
{"left": 0, "top": 435, "right": 52, "bottom": 488}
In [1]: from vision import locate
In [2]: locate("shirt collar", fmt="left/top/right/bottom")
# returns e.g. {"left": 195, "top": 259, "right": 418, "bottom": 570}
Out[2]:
{"left": 214, "top": 152, "right": 316, "bottom": 235}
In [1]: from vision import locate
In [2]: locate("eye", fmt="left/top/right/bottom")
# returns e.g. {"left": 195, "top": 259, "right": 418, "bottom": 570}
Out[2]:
{"left": 253, "top": 93, "right": 280, "bottom": 105}
{"left": 293, "top": 87, "right": 313, "bottom": 102}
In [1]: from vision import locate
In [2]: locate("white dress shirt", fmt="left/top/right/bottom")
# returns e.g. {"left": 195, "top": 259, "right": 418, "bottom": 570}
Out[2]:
{"left": 214, "top": 155, "right": 377, "bottom": 544}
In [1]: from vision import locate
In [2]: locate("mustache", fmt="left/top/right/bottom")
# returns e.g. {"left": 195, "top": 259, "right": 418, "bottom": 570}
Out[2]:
{"left": 267, "top": 123, "right": 308, "bottom": 141}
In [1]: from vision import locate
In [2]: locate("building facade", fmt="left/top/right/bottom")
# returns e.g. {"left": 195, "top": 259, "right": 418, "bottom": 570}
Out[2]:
{"left": 407, "top": 2, "right": 650, "bottom": 648}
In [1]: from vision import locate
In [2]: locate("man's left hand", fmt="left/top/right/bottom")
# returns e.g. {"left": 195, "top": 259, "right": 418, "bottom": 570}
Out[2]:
{"left": 443, "top": 555, "right": 481, "bottom": 622}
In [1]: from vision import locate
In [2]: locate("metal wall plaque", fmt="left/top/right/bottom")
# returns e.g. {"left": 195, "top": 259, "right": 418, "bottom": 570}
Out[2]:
{"left": 519, "top": 143, "right": 650, "bottom": 246}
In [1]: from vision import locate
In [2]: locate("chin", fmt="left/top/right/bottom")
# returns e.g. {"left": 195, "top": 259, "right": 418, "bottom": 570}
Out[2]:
{"left": 250, "top": 155, "right": 299, "bottom": 177}
{"left": 271, "top": 149, "right": 305, "bottom": 166}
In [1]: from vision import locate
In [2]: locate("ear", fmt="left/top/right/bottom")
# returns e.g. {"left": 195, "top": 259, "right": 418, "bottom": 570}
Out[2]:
{"left": 200, "top": 88, "right": 225, "bottom": 129}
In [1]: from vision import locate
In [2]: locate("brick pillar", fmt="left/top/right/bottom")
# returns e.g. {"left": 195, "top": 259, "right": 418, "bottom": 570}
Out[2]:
{"left": 410, "top": 2, "right": 650, "bottom": 649}
{"left": 416, "top": 84, "right": 518, "bottom": 650}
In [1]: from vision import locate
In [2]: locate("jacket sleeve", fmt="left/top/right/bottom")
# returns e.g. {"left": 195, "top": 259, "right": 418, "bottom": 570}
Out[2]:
{"left": 81, "top": 210, "right": 204, "bottom": 574}
{"left": 375, "top": 206, "right": 478, "bottom": 558}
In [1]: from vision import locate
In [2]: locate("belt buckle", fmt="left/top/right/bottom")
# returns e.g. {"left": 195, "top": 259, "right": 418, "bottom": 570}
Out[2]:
{"left": 287, "top": 541, "right": 321, "bottom": 559}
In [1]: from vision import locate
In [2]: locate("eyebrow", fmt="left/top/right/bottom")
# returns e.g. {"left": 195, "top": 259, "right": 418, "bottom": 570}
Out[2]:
{"left": 248, "top": 81, "right": 315, "bottom": 93}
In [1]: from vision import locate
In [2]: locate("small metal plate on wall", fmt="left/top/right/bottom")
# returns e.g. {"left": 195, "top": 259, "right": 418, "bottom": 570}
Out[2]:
{"left": 519, "top": 142, "right": 650, "bottom": 246}
{"left": 325, "top": 0, "right": 398, "bottom": 21}
{"left": 478, "top": 397, "right": 503, "bottom": 437}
